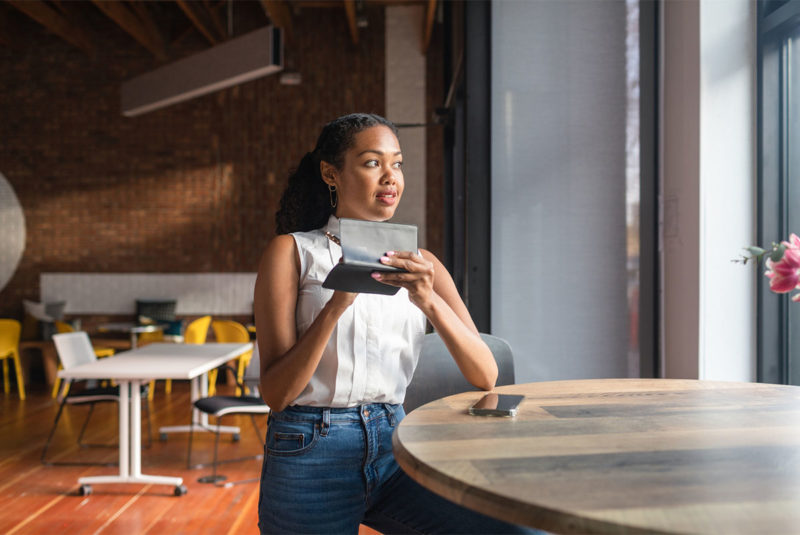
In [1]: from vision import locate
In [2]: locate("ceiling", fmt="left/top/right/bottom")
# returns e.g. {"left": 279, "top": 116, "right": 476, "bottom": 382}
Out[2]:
{"left": 1, "top": 0, "right": 437, "bottom": 65}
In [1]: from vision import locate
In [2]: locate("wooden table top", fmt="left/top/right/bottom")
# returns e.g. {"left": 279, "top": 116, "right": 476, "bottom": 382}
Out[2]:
{"left": 392, "top": 379, "right": 800, "bottom": 534}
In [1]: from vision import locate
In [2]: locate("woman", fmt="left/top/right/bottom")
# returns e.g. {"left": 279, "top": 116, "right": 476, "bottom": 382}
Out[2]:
{"left": 254, "top": 113, "right": 531, "bottom": 534}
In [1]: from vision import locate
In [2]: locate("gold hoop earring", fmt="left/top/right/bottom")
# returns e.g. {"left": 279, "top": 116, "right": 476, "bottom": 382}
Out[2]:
{"left": 328, "top": 184, "right": 337, "bottom": 208}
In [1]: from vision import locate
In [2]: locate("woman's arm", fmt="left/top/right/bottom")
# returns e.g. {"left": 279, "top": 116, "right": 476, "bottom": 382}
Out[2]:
{"left": 254, "top": 235, "right": 356, "bottom": 411}
{"left": 373, "top": 249, "right": 497, "bottom": 391}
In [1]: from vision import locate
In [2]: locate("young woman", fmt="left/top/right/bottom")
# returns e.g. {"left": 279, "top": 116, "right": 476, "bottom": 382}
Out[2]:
{"left": 254, "top": 113, "right": 532, "bottom": 534}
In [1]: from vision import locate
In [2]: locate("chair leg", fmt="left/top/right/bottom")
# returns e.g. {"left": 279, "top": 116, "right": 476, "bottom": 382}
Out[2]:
{"left": 12, "top": 350, "right": 25, "bottom": 400}
{"left": 148, "top": 380, "right": 155, "bottom": 401}
{"left": 186, "top": 418, "right": 195, "bottom": 469}
{"left": 208, "top": 369, "right": 218, "bottom": 396}
{"left": 211, "top": 421, "right": 221, "bottom": 479}
{"left": 40, "top": 401, "right": 67, "bottom": 464}
{"left": 250, "top": 415, "right": 266, "bottom": 447}
{"left": 235, "top": 360, "right": 245, "bottom": 397}
{"left": 59, "top": 379, "right": 71, "bottom": 400}
{"left": 41, "top": 400, "right": 118, "bottom": 466}
{"left": 198, "top": 419, "right": 226, "bottom": 483}
{"left": 77, "top": 404, "right": 96, "bottom": 446}
{"left": 51, "top": 364, "right": 63, "bottom": 398}
{"left": 2, "top": 359, "right": 9, "bottom": 394}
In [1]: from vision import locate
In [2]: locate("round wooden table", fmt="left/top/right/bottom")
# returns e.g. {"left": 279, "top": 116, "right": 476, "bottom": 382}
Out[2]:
{"left": 392, "top": 379, "right": 800, "bottom": 534}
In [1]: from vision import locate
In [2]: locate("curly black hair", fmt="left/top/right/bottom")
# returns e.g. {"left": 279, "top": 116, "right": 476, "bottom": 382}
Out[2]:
{"left": 275, "top": 113, "right": 399, "bottom": 234}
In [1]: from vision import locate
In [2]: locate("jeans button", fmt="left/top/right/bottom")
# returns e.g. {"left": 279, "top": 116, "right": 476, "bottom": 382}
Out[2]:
{"left": 363, "top": 409, "right": 370, "bottom": 417}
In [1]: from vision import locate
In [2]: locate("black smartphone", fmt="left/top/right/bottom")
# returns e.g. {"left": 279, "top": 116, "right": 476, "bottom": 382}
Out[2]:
{"left": 468, "top": 393, "right": 525, "bottom": 417}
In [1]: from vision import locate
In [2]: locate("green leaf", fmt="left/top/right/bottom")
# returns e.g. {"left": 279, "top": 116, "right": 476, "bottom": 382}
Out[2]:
{"left": 770, "top": 244, "right": 787, "bottom": 262}
{"left": 747, "top": 246, "right": 766, "bottom": 257}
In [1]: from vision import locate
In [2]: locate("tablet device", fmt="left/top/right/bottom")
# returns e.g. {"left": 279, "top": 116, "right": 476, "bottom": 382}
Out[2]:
{"left": 322, "top": 218, "right": 418, "bottom": 295}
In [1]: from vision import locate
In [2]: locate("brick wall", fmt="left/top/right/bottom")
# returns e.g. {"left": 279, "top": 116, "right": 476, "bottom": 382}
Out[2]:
{"left": 0, "top": 4, "right": 405, "bottom": 318}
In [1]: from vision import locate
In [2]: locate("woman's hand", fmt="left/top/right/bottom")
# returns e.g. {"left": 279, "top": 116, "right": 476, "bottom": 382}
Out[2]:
{"left": 372, "top": 250, "right": 435, "bottom": 312}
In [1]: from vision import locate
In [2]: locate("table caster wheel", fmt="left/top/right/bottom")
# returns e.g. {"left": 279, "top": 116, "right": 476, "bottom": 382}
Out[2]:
{"left": 79, "top": 484, "right": 92, "bottom": 496}
{"left": 174, "top": 484, "right": 188, "bottom": 496}
{"left": 160, "top": 433, "right": 168, "bottom": 441}
{"left": 232, "top": 433, "right": 240, "bottom": 442}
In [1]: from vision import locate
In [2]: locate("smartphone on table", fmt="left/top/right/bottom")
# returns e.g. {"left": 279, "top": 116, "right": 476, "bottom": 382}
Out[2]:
{"left": 468, "top": 393, "right": 525, "bottom": 417}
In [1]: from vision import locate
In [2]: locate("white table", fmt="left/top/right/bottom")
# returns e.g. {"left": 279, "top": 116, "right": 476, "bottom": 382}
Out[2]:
{"left": 58, "top": 342, "right": 253, "bottom": 496}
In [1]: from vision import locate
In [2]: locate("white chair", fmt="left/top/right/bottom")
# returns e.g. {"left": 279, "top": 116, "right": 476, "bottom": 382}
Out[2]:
{"left": 41, "top": 332, "right": 151, "bottom": 466}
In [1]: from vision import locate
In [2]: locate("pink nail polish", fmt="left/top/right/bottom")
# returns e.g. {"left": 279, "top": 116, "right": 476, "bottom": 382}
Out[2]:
{"left": 380, "top": 256, "right": 390, "bottom": 263}
{"left": 371, "top": 272, "right": 381, "bottom": 279}
{"left": 386, "top": 251, "right": 396, "bottom": 257}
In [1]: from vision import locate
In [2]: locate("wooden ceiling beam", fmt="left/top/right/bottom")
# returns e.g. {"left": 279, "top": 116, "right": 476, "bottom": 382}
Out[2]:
{"left": 260, "top": 0, "right": 292, "bottom": 40}
{"left": 421, "top": 0, "right": 436, "bottom": 53}
{"left": 175, "top": 0, "right": 220, "bottom": 45}
{"left": 6, "top": 0, "right": 94, "bottom": 57}
{"left": 91, "top": 0, "right": 167, "bottom": 61}
{"left": 128, "top": 1, "right": 167, "bottom": 54}
{"left": 204, "top": 0, "right": 227, "bottom": 41}
{"left": 343, "top": 0, "right": 358, "bottom": 45}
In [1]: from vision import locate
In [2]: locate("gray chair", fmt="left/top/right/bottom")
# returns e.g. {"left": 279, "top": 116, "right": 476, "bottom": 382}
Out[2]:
{"left": 187, "top": 344, "right": 270, "bottom": 485}
{"left": 403, "top": 332, "right": 516, "bottom": 413}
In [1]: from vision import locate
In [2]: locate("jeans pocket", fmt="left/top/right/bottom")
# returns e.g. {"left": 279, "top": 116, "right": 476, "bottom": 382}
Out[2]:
{"left": 266, "top": 418, "right": 319, "bottom": 457}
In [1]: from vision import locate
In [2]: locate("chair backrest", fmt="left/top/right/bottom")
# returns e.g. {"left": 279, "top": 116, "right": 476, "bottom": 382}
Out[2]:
{"left": 55, "top": 320, "right": 74, "bottom": 334}
{"left": 52, "top": 332, "right": 98, "bottom": 370}
{"left": 211, "top": 320, "right": 249, "bottom": 343}
{"left": 0, "top": 319, "right": 21, "bottom": 355}
{"left": 137, "top": 330, "right": 164, "bottom": 345}
{"left": 403, "top": 333, "right": 516, "bottom": 413}
{"left": 184, "top": 315, "right": 211, "bottom": 344}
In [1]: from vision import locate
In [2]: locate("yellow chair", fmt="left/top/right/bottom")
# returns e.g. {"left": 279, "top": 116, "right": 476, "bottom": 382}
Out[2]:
{"left": 137, "top": 329, "right": 166, "bottom": 401}
{"left": 51, "top": 321, "right": 115, "bottom": 398}
{"left": 209, "top": 320, "right": 252, "bottom": 396}
{"left": 0, "top": 319, "right": 25, "bottom": 400}
{"left": 155, "top": 316, "right": 211, "bottom": 399}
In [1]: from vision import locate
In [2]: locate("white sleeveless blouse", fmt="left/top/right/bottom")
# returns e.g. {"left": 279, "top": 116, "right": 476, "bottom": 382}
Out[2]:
{"left": 290, "top": 215, "right": 426, "bottom": 407}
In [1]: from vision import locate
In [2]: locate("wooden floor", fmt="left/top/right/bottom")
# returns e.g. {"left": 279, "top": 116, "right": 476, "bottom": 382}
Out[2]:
{"left": 0, "top": 380, "right": 269, "bottom": 535}
{"left": 1, "top": 381, "right": 383, "bottom": 535}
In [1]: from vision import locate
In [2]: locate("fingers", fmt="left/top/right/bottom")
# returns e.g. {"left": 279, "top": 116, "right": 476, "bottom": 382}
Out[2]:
{"left": 379, "top": 250, "right": 426, "bottom": 272}
{"left": 374, "top": 250, "right": 434, "bottom": 288}
{"left": 370, "top": 271, "right": 410, "bottom": 286}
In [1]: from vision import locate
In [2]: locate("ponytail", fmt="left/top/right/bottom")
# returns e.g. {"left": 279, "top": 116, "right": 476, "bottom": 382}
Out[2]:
{"left": 275, "top": 151, "right": 332, "bottom": 234}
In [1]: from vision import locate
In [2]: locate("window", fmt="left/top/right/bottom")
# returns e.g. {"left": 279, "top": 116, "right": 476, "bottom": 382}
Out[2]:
{"left": 757, "top": 0, "right": 800, "bottom": 384}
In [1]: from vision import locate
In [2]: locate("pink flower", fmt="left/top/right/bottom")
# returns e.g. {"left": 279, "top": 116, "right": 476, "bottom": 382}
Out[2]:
{"left": 765, "top": 233, "right": 800, "bottom": 295}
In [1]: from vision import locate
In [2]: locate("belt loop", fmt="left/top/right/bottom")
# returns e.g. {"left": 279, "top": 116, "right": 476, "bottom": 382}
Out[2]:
{"left": 320, "top": 408, "right": 330, "bottom": 437}
{"left": 384, "top": 403, "right": 397, "bottom": 426}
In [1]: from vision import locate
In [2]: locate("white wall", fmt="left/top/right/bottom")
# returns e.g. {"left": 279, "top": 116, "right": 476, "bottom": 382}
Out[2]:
{"left": 41, "top": 273, "right": 256, "bottom": 315}
{"left": 661, "top": 0, "right": 756, "bottom": 380}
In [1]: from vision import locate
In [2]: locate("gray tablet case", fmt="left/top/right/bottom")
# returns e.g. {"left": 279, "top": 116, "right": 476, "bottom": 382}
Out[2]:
{"left": 322, "top": 218, "right": 418, "bottom": 295}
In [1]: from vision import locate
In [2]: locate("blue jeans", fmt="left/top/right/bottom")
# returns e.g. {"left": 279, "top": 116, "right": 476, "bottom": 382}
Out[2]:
{"left": 257, "top": 403, "right": 536, "bottom": 535}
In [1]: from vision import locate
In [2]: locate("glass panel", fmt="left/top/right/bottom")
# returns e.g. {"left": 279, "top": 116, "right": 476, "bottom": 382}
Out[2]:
{"left": 788, "top": 30, "right": 800, "bottom": 385}
{"left": 490, "top": 0, "right": 634, "bottom": 381}
{"left": 626, "top": 0, "right": 641, "bottom": 377}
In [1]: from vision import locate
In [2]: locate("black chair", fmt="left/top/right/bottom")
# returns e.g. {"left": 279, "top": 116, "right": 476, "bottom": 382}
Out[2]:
{"left": 41, "top": 332, "right": 151, "bottom": 466}
{"left": 403, "top": 332, "right": 516, "bottom": 413}
{"left": 187, "top": 345, "right": 270, "bottom": 485}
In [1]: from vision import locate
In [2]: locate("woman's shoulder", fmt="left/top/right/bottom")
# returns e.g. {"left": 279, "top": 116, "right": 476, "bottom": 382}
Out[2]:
{"left": 258, "top": 234, "right": 297, "bottom": 269}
